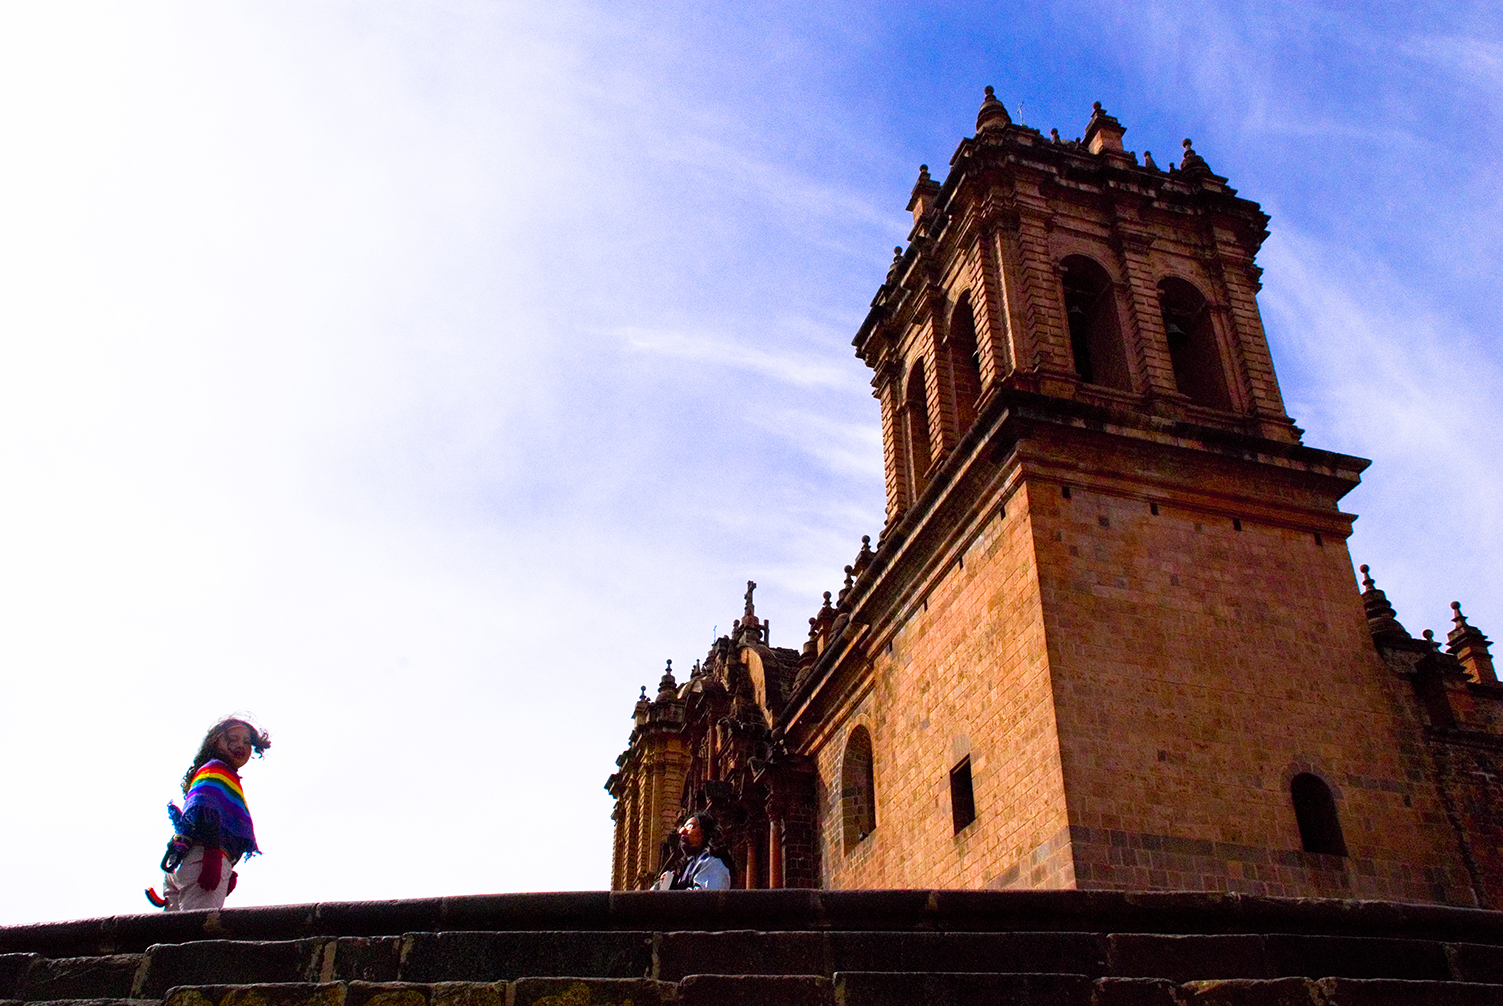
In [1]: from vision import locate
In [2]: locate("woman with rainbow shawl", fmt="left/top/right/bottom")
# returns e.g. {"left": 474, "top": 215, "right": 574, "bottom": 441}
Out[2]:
{"left": 146, "top": 717, "right": 270, "bottom": 911}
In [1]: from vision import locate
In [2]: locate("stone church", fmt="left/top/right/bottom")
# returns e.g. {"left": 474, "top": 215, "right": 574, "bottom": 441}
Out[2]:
{"left": 606, "top": 90, "right": 1503, "bottom": 907}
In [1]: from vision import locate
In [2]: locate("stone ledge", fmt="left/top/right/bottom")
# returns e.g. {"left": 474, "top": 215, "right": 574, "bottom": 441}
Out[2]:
{"left": 7, "top": 892, "right": 1503, "bottom": 958}
{"left": 6, "top": 974, "right": 1497, "bottom": 1006}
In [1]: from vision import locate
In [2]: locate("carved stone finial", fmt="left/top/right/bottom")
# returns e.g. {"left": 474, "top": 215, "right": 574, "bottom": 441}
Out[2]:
{"left": 1050, "top": 128, "right": 1061, "bottom": 144}
{"left": 1448, "top": 600, "right": 1497, "bottom": 683}
{"left": 656, "top": 659, "right": 678, "bottom": 700}
{"left": 743, "top": 580, "right": 757, "bottom": 618}
{"left": 1453, "top": 601, "right": 1471, "bottom": 628}
{"left": 837, "top": 564, "right": 856, "bottom": 613}
{"left": 1143, "top": 150, "right": 1159, "bottom": 171}
{"left": 908, "top": 162, "right": 941, "bottom": 222}
{"left": 976, "top": 85, "right": 1012, "bottom": 132}
{"left": 853, "top": 534, "right": 875, "bottom": 576}
{"left": 1084, "top": 101, "right": 1125, "bottom": 154}
{"left": 1180, "top": 137, "right": 1211, "bottom": 176}
{"left": 1359, "top": 563, "right": 1410, "bottom": 642}
{"left": 893, "top": 246, "right": 903, "bottom": 261}
{"left": 822, "top": 590, "right": 833, "bottom": 611}
{"left": 1423, "top": 629, "right": 1439, "bottom": 650}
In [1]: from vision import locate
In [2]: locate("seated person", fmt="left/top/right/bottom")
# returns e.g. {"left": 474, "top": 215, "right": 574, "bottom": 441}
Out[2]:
{"left": 655, "top": 811, "right": 733, "bottom": 890}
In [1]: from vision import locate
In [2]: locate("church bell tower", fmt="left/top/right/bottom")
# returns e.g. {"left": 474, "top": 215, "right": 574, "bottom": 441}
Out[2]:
{"left": 778, "top": 89, "right": 1476, "bottom": 902}
{"left": 608, "top": 89, "right": 1497, "bottom": 907}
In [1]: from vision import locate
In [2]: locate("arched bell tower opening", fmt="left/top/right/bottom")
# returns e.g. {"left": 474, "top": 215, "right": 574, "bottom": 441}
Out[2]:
{"left": 903, "top": 358, "right": 932, "bottom": 499}
{"left": 1060, "top": 255, "right": 1131, "bottom": 392}
{"left": 1159, "top": 277, "right": 1233, "bottom": 410}
{"left": 947, "top": 294, "right": 983, "bottom": 434}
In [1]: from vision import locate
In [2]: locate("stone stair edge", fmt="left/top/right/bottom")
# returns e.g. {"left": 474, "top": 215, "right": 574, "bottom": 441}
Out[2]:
{"left": 10, "top": 973, "right": 1503, "bottom": 1006}
{"left": 6, "top": 890, "right": 1503, "bottom": 957}
{"left": 7, "top": 930, "right": 1503, "bottom": 998}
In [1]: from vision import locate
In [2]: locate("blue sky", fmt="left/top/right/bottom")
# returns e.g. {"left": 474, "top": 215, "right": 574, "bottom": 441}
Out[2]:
{"left": 0, "top": 2, "right": 1498, "bottom": 923}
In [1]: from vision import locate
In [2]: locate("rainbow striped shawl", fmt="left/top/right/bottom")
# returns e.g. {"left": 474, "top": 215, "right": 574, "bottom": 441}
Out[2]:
{"left": 167, "top": 759, "right": 259, "bottom": 858}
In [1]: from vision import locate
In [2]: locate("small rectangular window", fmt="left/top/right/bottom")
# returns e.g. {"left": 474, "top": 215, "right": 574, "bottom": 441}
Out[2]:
{"left": 950, "top": 757, "right": 976, "bottom": 833}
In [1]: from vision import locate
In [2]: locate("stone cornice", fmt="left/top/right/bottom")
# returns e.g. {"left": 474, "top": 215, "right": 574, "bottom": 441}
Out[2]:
{"left": 778, "top": 386, "right": 1370, "bottom": 743}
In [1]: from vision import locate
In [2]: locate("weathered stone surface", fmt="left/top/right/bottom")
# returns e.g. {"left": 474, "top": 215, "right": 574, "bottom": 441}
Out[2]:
{"left": 343, "top": 982, "right": 430, "bottom": 1006}
{"left": 1178, "top": 978, "right": 1318, "bottom": 1006}
{"left": 426, "top": 983, "right": 504, "bottom": 1006}
{"left": 1091, "top": 977, "right": 1180, "bottom": 1006}
{"left": 818, "top": 930, "right": 1112, "bottom": 976}
{"left": 1447, "top": 941, "right": 1503, "bottom": 983}
{"left": 512, "top": 978, "right": 675, "bottom": 1005}
{"left": 331, "top": 940, "right": 401, "bottom": 984}
{"left": 7, "top": 1000, "right": 151, "bottom": 1006}
{"left": 833, "top": 970, "right": 1094, "bottom": 1006}
{"left": 1107, "top": 934, "right": 1269, "bottom": 981}
{"left": 397, "top": 933, "right": 651, "bottom": 983}
{"left": 163, "top": 983, "right": 346, "bottom": 1006}
{"left": 2, "top": 892, "right": 1502, "bottom": 1006}
{"left": 678, "top": 973, "right": 831, "bottom": 1006}
{"left": 21, "top": 953, "right": 141, "bottom": 1000}
{"left": 139, "top": 942, "right": 326, "bottom": 998}
{"left": 8, "top": 892, "right": 1503, "bottom": 957}
{"left": 0, "top": 955, "right": 37, "bottom": 998}
{"left": 937, "top": 932, "right": 1108, "bottom": 976}
{"left": 656, "top": 931, "right": 825, "bottom": 981}
{"left": 1314, "top": 976, "right": 1503, "bottom": 1004}
{"left": 1261, "top": 935, "right": 1450, "bottom": 980}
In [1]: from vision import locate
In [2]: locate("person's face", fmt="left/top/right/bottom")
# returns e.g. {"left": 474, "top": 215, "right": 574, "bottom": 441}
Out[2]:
{"left": 215, "top": 724, "right": 255, "bottom": 769}
{"left": 678, "top": 817, "right": 704, "bottom": 849}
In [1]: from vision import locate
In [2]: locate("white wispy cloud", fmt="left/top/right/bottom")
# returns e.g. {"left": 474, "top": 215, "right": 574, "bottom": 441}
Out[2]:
{"left": 616, "top": 325, "right": 860, "bottom": 388}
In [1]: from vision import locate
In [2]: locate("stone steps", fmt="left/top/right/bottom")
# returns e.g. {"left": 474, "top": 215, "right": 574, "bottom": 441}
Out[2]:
{"left": 10, "top": 974, "right": 1503, "bottom": 1006}
{"left": 2, "top": 891, "right": 1501, "bottom": 1005}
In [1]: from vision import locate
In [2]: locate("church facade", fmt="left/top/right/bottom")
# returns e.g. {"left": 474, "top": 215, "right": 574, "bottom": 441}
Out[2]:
{"left": 605, "top": 91, "right": 1503, "bottom": 907}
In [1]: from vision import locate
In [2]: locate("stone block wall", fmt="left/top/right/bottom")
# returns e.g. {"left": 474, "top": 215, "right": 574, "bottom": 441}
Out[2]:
{"left": 1035, "top": 474, "right": 1473, "bottom": 904}
{"left": 818, "top": 481, "right": 1072, "bottom": 891}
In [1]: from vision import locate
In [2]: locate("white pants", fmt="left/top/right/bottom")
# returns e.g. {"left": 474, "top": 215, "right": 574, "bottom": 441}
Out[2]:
{"left": 163, "top": 846, "right": 231, "bottom": 911}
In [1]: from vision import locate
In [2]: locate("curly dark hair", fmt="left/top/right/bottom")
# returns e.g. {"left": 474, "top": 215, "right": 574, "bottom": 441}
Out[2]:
{"left": 180, "top": 716, "right": 271, "bottom": 793}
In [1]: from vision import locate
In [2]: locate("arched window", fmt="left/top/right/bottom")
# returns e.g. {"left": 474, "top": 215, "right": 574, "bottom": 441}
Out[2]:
{"left": 1060, "top": 256, "right": 1132, "bottom": 391}
{"left": 1291, "top": 773, "right": 1347, "bottom": 856}
{"left": 904, "top": 359, "right": 932, "bottom": 499}
{"left": 1158, "top": 278, "right": 1232, "bottom": 409}
{"left": 948, "top": 295, "right": 983, "bottom": 433}
{"left": 842, "top": 726, "right": 876, "bottom": 852}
